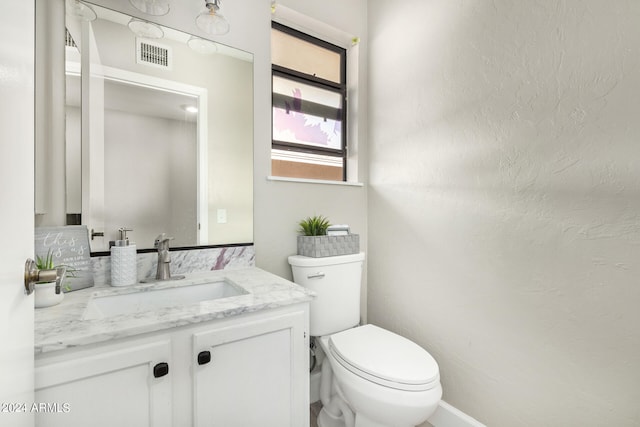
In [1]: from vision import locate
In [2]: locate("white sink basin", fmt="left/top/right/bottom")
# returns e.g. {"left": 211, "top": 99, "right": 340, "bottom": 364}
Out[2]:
{"left": 83, "top": 280, "right": 247, "bottom": 320}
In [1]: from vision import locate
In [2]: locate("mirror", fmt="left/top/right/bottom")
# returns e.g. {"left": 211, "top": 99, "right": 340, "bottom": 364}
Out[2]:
{"left": 35, "top": 0, "right": 253, "bottom": 253}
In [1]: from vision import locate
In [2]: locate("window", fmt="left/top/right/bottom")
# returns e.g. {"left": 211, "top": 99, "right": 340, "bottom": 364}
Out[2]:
{"left": 271, "top": 22, "right": 347, "bottom": 181}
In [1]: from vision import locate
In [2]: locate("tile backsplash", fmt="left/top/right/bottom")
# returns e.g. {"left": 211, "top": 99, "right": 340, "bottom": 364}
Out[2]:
{"left": 90, "top": 245, "right": 255, "bottom": 286}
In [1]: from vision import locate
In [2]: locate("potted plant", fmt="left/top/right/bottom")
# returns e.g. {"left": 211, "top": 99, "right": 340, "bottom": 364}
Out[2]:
{"left": 34, "top": 250, "right": 75, "bottom": 308}
{"left": 297, "top": 215, "right": 359, "bottom": 258}
{"left": 298, "top": 215, "right": 331, "bottom": 237}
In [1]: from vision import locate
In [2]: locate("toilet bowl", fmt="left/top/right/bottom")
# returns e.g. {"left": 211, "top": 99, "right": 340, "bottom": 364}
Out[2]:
{"left": 288, "top": 253, "right": 442, "bottom": 427}
{"left": 317, "top": 325, "right": 441, "bottom": 427}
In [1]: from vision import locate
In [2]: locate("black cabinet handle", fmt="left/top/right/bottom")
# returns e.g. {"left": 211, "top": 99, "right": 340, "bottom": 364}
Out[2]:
{"left": 153, "top": 362, "right": 169, "bottom": 378}
{"left": 197, "top": 350, "right": 211, "bottom": 365}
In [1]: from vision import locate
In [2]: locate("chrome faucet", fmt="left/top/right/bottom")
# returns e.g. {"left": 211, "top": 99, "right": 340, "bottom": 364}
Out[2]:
{"left": 153, "top": 233, "right": 184, "bottom": 281}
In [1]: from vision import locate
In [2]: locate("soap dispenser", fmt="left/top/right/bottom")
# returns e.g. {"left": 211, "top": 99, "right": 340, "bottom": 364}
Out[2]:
{"left": 110, "top": 227, "right": 137, "bottom": 286}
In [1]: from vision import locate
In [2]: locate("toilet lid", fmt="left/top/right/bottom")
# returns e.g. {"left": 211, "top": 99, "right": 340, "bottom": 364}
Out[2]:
{"left": 329, "top": 324, "right": 439, "bottom": 391}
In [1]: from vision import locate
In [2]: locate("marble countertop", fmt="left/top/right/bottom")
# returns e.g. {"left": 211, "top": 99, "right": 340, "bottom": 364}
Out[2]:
{"left": 35, "top": 267, "right": 314, "bottom": 354}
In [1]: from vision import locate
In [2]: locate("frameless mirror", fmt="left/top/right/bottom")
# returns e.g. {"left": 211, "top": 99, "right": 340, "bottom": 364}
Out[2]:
{"left": 35, "top": 0, "right": 253, "bottom": 253}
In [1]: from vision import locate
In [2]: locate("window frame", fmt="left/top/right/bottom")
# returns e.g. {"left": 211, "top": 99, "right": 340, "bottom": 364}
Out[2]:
{"left": 271, "top": 21, "right": 348, "bottom": 181}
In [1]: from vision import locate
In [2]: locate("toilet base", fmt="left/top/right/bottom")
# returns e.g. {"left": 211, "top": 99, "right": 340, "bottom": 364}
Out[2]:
{"left": 318, "top": 407, "right": 345, "bottom": 427}
{"left": 317, "top": 407, "right": 408, "bottom": 427}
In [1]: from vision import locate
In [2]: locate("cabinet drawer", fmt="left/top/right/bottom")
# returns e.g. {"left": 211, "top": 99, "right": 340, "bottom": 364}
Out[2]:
{"left": 35, "top": 339, "right": 172, "bottom": 427}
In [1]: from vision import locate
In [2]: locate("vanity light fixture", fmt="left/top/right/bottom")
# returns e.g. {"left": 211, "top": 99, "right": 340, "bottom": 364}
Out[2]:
{"left": 195, "top": 0, "right": 230, "bottom": 36}
{"left": 128, "top": 18, "right": 164, "bottom": 39}
{"left": 187, "top": 36, "right": 218, "bottom": 54}
{"left": 181, "top": 104, "right": 199, "bottom": 113}
{"left": 66, "top": 0, "right": 97, "bottom": 22}
{"left": 129, "top": 0, "right": 170, "bottom": 16}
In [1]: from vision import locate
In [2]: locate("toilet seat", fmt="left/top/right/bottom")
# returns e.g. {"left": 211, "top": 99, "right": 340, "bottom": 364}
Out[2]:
{"left": 328, "top": 324, "right": 440, "bottom": 392}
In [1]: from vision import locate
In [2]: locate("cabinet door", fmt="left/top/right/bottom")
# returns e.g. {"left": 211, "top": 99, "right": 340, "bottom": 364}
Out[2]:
{"left": 35, "top": 339, "right": 172, "bottom": 427}
{"left": 193, "top": 310, "right": 308, "bottom": 427}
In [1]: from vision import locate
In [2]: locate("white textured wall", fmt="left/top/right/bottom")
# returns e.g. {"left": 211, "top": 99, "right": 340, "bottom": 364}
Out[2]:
{"left": 368, "top": 1, "right": 640, "bottom": 426}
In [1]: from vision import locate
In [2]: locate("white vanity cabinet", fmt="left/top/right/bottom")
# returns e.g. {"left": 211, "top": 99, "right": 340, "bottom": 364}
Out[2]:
{"left": 35, "top": 304, "right": 309, "bottom": 427}
{"left": 34, "top": 337, "right": 173, "bottom": 427}
{"left": 191, "top": 308, "right": 308, "bottom": 427}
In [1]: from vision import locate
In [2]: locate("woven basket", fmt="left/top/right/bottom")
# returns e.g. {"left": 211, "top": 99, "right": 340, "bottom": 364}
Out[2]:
{"left": 297, "top": 234, "right": 360, "bottom": 257}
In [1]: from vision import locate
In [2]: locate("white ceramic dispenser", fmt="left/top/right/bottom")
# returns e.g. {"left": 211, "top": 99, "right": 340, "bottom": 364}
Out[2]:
{"left": 110, "top": 227, "right": 137, "bottom": 286}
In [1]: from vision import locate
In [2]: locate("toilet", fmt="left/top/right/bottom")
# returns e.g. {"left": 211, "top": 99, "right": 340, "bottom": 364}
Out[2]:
{"left": 288, "top": 252, "right": 442, "bottom": 427}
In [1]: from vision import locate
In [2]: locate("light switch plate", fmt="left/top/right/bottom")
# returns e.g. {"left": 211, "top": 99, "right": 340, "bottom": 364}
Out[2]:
{"left": 217, "top": 208, "right": 227, "bottom": 224}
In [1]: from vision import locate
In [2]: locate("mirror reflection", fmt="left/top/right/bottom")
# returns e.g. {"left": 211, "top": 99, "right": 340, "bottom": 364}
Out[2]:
{"left": 35, "top": 1, "right": 253, "bottom": 253}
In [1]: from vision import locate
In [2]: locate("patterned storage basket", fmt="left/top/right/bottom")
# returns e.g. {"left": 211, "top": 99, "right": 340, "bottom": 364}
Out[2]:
{"left": 297, "top": 234, "right": 360, "bottom": 257}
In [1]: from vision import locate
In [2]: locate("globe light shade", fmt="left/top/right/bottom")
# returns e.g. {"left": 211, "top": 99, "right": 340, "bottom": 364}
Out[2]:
{"left": 128, "top": 18, "right": 164, "bottom": 39}
{"left": 66, "top": 0, "right": 97, "bottom": 22}
{"left": 129, "top": 0, "right": 170, "bottom": 16}
{"left": 195, "top": 1, "right": 230, "bottom": 35}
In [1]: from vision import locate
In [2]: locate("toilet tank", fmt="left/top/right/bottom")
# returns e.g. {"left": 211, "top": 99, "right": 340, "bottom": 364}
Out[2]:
{"left": 288, "top": 252, "right": 365, "bottom": 337}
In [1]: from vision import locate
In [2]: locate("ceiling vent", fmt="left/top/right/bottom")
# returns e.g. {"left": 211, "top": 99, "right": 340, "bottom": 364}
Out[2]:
{"left": 65, "top": 28, "right": 77, "bottom": 48}
{"left": 136, "top": 38, "right": 172, "bottom": 70}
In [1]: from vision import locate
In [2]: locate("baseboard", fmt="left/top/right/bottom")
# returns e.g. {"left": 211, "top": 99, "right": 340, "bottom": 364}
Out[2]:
{"left": 428, "top": 400, "right": 486, "bottom": 427}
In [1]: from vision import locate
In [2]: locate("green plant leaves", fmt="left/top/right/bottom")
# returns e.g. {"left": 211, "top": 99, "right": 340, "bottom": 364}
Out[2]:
{"left": 35, "top": 250, "right": 55, "bottom": 270}
{"left": 298, "top": 215, "right": 331, "bottom": 236}
{"left": 34, "top": 249, "right": 78, "bottom": 286}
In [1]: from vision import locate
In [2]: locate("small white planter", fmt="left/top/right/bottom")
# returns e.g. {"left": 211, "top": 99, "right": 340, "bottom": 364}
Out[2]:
{"left": 34, "top": 281, "right": 64, "bottom": 308}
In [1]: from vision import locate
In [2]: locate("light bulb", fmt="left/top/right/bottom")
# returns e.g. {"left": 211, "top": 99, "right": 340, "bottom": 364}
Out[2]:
{"left": 181, "top": 104, "right": 199, "bottom": 113}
